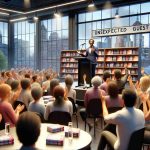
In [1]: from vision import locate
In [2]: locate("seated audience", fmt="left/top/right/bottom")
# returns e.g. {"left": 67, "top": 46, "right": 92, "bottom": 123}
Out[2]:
{"left": 104, "top": 81, "right": 124, "bottom": 108}
{"left": 9, "top": 80, "right": 21, "bottom": 107}
{"left": 18, "top": 78, "right": 33, "bottom": 109}
{"left": 47, "top": 78, "right": 59, "bottom": 96}
{"left": 28, "top": 87, "right": 45, "bottom": 118}
{"left": 114, "top": 65, "right": 128, "bottom": 94}
{"left": 31, "top": 75, "right": 41, "bottom": 89}
{"left": 80, "top": 76, "right": 106, "bottom": 129}
{"left": 100, "top": 71, "right": 111, "bottom": 94}
{"left": 44, "top": 85, "right": 73, "bottom": 121}
{"left": 16, "top": 112, "right": 41, "bottom": 150}
{"left": 98, "top": 89, "right": 145, "bottom": 150}
{"left": 64, "top": 74, "right": 76, "bottom": 102}
{"left": 42, "top": 74, "right": 51, "bottom": 94}
{"left": 0, "top": 84, "right": 24, "bottom": 126}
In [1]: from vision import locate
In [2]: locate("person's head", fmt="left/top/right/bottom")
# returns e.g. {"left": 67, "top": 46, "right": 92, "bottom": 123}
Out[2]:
{"left": 53, "top": 85, "right": 65, "bottom": 106}
{"left": 103, "top": 71, "right": 111, "bottom": 82}
{"left": 31, "top": 87, "right": 43, "bottom": 101}
{"left": 21, "top": 78, "right": 31, "bottom": 90}
{"left": 122, "top": 89, "right": 137, "bottom": 107}
{"left": 65, "top": 74, "right": 74, "bottom": 88}
{"left": 91, "top": 76, "right": 102, "bottom": 88}
{"left": 0, "top": 84, "right": 11, "bottom": 100}
{"left": 16, "top": 112, "right": 41, "bottom": 147}
{"left": 114, "top": 69, "right": 122, "bottom": 80}
{"left": 10, "top": 80, "right": 20, "bottom": 92}
{"left": 32, "top": 75, "right": 38, "bottom": 82}
{"left": 107, "top": 81, "right": 119, "bottom": 99}
{"left": 5, "top": 71, "right": 12, "bottom": 78}
{"left": 89, "top": 38, "right": 94, "bottom": 45}
{"left": 139, "top": 76, "right": 150, "bottom": 92}
{"left": 50, "top": 78, "right": 59, "bottom": 96}
{"left": 24, "top": 73, "right": 30, "bottom": 79}
{"left": 45, "top": 74, "right": 50, "bottom": 80}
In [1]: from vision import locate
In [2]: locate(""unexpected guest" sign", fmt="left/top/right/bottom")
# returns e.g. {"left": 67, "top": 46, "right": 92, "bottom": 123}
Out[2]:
{"left": 92, "top": 24, "right": 150, "bottom": 37}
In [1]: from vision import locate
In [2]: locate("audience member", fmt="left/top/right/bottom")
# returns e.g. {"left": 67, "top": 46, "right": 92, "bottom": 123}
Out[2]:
{"left": 47, "top": 78, "right": 59, "bottom": 96}
{"left": 0, "top": 84, "right": 24, "bottom": 126}
{"left": 80, "top": 76, "right": 106, "bottom": 130}
{"left": 44, "top": 85, "right": 73, "bottom": 121}
{"left": 98, "top": 89, "right": 145, "bottom": 150}
{"left": 114, "top": 65, "right": 128, "bottom": 94}
{"left": 16, "top": 111, "right": 41, "bottom": 150}
{"left": 42, "top": 74, "right": 51, "bottom": 94}
{"left": 64, "top": 74, "right": 76, "bottom": 102}
{"left": 28, "top": 87, "right": 45, "bottom": 118}
{"left": 104, "top": 81, "right": 124, "bottom": 108}
{"left": 18, "top": 78, "right": 33, "bottom": 109}
{"left": 100, "top": 71, "right": 111, "bottom": 94}
{"left": 31, "top": 75, "right": 41, "bottom": 89}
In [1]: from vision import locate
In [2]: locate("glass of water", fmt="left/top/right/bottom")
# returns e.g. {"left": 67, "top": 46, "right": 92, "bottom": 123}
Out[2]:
{"left": 5, "top": 122, "right": 10, "bottom": 135}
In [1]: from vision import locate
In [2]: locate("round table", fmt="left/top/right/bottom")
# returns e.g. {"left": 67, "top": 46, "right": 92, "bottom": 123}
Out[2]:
{"left": 0, "top": 123, "right": 92, "bottom": 150}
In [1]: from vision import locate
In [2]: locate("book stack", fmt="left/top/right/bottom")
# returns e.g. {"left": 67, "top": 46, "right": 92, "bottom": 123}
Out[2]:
{"left": 0, "top": 135, "right": 14, "bottom": 145}
{"left": 65, "top": 128, "right": 80, "bottom": 138}
{"left": 46, "top": 135, "right": 64, "bottom": 146}
{"left": 47, "top": 124, "right": 64, "bottom": 133}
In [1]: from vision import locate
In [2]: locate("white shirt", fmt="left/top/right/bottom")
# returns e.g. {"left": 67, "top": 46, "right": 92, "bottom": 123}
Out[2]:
{"left": 104, "top": 107, "right": 145, "bottom": 150}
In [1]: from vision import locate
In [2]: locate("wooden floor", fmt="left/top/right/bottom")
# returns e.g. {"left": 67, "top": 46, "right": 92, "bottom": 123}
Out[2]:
{"left": 72, "top": 106, "right": 102, "bottom": 150}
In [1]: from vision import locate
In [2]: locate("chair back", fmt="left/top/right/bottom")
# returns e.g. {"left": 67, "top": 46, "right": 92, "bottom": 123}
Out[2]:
{"left": 34, "top": 112, "right": 45, "bottom": 123}
{"left": 127, "top": 128, "right": 145, "bottom": 150}
{"left": 108, "top": 107, "right": 122, "bottom": 114}
{"left": 48, "top": 111, "right": 71, "bottom": 126}
{"left": 68, "top": 97, "right": 77, "bottom": 113}
{"left": 86, "top": 98, "right": 102, "bottom": 117}
{"left": 0, "top": 115, "right": 5, "bottom": 130}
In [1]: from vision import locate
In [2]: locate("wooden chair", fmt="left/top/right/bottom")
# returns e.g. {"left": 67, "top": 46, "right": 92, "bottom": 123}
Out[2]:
{"left": 48, "top": 111, "right": 72, "bottom": 126}
{"left": 68, "top": 97, "right": 78, "bottom": 128}
{"left": 85, "top": 98, "right": 103, "bottom": 137}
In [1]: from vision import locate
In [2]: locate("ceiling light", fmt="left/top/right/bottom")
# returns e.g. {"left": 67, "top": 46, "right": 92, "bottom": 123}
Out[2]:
{"left": 0, "top": 7, "right": 23, "bottom": 14}
{"left": 115, "top": 8, "right": 119, "bottom": 18}
{"left": 33, "top": 16, "right": 38, "bottom": 21}
{"left": 88, "top": 0, "right": 95, "bottom": 8}
{"left": 54, "top": 8, "right": 61, "bottom": 18}
{"left": 9, "top": 17, "right": 27, "bottom": 22}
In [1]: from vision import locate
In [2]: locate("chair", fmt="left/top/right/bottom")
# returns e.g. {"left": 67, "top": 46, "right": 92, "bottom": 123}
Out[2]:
{"left": 34, "top": 112, "right": 45, "bottom": 123}
{"left": 48, "top": 111, "right": 72, "bottom": 126}
{"left": 108, "top": 107, "right": 122, "bottom": 114}
{"left": 85, "top": 98, "right": 103, "bottom": 137}
{"left": 127, "top": 128, "right": 145, "bottom": 150}
{"left": 68, "top": 97, "right": 78, "bottom": 128}
{"left": 13, "top": 101, "right": 27, "bottom": 113}
{"left": 143, "top": 128, "right": 150, "bottom": 150}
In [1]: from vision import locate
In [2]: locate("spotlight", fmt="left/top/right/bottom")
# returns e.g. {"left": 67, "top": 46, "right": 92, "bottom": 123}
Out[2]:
{"left": 88, "top": 0, "right": 95, "bottom": 8}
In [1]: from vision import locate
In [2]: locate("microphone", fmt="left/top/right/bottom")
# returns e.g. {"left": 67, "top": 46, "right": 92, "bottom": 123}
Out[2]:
{"left": 81, "top": 43, "right": 86, "bottom": 46}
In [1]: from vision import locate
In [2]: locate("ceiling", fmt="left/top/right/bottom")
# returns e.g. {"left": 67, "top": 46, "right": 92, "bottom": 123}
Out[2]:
{"left": 0, "top": 0, "right": 149, "bottom": 18}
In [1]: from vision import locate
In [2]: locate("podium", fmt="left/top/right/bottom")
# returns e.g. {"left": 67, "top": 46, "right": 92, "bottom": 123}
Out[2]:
{"left": 74, "top": 56, "right": 92, "bottom": 86}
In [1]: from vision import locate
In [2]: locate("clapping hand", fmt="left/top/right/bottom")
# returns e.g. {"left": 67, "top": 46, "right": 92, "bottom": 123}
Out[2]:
{"left": 15, "top": 104, "right": 25, "bottom": 113}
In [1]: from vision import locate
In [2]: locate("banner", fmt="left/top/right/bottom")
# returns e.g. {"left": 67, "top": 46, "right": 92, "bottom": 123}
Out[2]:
{"left": 92, "top": 24, "right": 150, "bottom": 37}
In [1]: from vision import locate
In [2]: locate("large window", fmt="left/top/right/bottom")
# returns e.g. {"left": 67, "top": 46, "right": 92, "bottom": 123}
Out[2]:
{"left": 13, "top": 21, "right": 36, "bottom": 68}
{"left": 40, "top": 16, "right": 69, "bottom": 72}
{"left": 78, "top": 2, "right": 150, "bottom": 73}
{"left": 0, "top": 22, "right": 8, "bottom": 70}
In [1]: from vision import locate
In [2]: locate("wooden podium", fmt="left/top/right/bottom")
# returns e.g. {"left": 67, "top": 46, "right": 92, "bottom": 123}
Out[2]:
{"left": 74, "top": 56, "right": 92, "bottom": 86}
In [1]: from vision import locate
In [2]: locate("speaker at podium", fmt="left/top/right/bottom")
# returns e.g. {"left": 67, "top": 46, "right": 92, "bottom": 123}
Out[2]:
{"left": 74, "top": 56, "right": 92, "bottom": 87}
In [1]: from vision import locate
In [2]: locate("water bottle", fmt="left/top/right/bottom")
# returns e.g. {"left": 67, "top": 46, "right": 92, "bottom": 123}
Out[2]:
{"left": 68, "top": 122, "right": 73, "bottom": 142}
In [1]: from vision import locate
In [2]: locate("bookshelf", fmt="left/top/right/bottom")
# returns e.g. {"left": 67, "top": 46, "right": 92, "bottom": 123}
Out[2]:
{"left": 60, "top": 47, "right": 139, "bottom": 81}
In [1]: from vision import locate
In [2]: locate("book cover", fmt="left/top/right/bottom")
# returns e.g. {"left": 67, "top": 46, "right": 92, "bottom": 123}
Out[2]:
{"left": 0, "top": 135, "right": 14, "bottom": 145}
{"left": 47, "top": 124, "right": 64, "bottom": 133}
{"left": 46, "top": 134, "right": 64, "bottom": 146}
